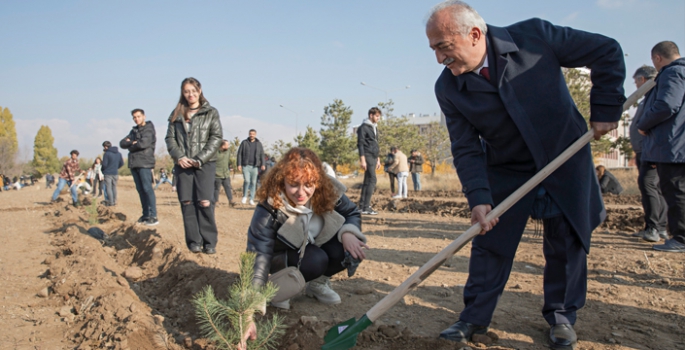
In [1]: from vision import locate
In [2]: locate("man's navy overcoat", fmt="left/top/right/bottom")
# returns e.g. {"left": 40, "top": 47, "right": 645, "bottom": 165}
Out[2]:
{"left": 435, "top": 19, "right": 626, "bottom": 257}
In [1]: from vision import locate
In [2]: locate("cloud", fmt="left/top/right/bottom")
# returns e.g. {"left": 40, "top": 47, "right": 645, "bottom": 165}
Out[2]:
{"left": 15, "top": 117, "right": 135, "bottom": 160}
{"left": 596, "top": 0, "right": 637, "bottom": 9}
{"left": 14, "top": 114, "right": 297, "bottom": 161}
{"left": 561, "top": 11, "right": 580, "bottom": 24}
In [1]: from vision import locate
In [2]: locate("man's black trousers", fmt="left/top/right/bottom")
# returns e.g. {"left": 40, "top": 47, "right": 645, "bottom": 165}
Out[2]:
{"left": 636, "top": 153, "right": 668, "bottom": 231}
{"left": 657, "top": 163, "right": 685, "bottom": 243}
{"left": 360, "top": 154, "right": 377, "bottom": 210}
{"left": 459, "top": 215, "right": 586, "bottom": 326}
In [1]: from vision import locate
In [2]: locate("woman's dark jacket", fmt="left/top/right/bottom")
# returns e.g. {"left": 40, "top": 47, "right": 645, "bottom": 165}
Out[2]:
{"left": 120, "top": 121, "right": 156, "bottom": 169}
{"left": 165, "top": 102, "right": 223, "bottom": 165}
{"left": 247, "top": 192, "right": 362, "bottom": 287}
{"left": 599, "top": 170, "right": 624, "bottom": 195}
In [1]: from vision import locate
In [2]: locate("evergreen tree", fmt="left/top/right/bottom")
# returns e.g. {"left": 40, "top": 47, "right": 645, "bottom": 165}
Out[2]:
{"left": 193, "top": 252, "right": 285, "bottom": 350}
{"left": 267, "top": 140, "right": 294, "bottom": 160}
{"left": 377, "top": 116, "right": 424, "bottom": 157}
{"left": 319, "top": 99, "right": 356, "bottom": 170}
{"left": 294, "top": 126, "right": 321, "bottom": 156}
{"left": 31, "top": 125, "right": 61, "bottom": 176}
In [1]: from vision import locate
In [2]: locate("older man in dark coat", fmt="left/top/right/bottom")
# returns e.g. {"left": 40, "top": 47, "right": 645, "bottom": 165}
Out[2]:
{"left": 426, "top": 1, "right": 626, "bottom": 349}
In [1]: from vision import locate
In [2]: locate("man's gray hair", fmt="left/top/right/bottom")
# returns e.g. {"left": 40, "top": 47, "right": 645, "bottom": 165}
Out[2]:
{"left": 427, "top": 0, "right": 487, "bottom": 36}
{"left": 633, "top": 65, "right": 657, "bottom": 80}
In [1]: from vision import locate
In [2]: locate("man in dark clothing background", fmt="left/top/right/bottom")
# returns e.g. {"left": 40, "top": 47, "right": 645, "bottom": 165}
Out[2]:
{"left": 214, "top": 139, "right": 234, "bottom": 206}
{"left": 357, "top": 107, "right": 382, "bottom": 215}
{"left": 409, "top": 149, "right": 424, "bottom": 191}
{"left": 236, "top": 129, "right": 265, "bottom": 206}
{"left": 101, "top": 141, "right": 124, "bottom": 206}
{"left": 628, "top": 65, "right": 668, "bottom": 242}
{"left": 637, "top": 41, "right": 685, "bottom": 253}
{"left": 120, "top": 108, "right": 158, "bottom": 226}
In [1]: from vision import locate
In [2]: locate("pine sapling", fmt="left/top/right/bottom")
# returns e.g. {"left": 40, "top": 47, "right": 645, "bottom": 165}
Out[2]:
{"left": 193, "top": 252, "right": 285, "bottom": 350}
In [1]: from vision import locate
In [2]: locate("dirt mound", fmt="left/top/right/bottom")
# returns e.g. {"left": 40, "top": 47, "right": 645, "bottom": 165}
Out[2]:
{"left": 603, "top": 207, "right": 645, "bottom": 232}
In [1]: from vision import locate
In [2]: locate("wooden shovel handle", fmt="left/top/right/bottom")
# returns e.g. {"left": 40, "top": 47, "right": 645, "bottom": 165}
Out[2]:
{"left": 365, "top": 79, "right": 655, "bottom": 322}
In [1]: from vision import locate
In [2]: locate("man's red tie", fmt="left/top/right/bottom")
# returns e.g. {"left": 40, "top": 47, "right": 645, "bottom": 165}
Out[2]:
{"left": 479, "top": 67, "right": 490, "bottom": 81}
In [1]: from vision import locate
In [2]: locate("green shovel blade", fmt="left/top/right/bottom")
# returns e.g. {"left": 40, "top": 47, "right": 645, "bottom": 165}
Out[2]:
{"left": 321, "top": 315, "right": 372, "bottom": 350}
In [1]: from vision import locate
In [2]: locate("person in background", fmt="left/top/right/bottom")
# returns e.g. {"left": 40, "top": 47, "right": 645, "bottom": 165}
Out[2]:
{"left": 237, "top": 129, "right": 265, "bottom": 206}
{"left": 384, "top": 151, "right": 397, "bottom": 196}
{"left": 357, "top": 107, "right": 382, "bottom": 215}
{"left": 101, "top": 141, "right": 124, "bottom": 206}
{"left": 45, "top": 173, "right": 54, "bottom": 189}
{"left": 165, "top": 77, "right": 223, "bottom": 254}
{"left": 596, "top": 166, "right": 624, "bottom": 195}
{"left": 120, "top": 108, "right": 158, "bottom": 226}
{"left": 92, "top": 157, "right": 105, "bottom": 198}
{"left": 409, "top": 149, "right": 425, "bottom": 191}
{"left": 637, "top": 41, "right": 685, "bottom": 252}
{"left": 154, "top": 168, "right": 173, "bottom": 190}
{"left": 388, "top": 146, "right": 409, "bottom": 199}
{"left": 214, "top": 140, "right": 235, "bottom": 206}
{"left": 628, "top": 65, "right": 668, "bottom": 242}
{"left": 51, "top": 150, "right": 86, "bottom": 206}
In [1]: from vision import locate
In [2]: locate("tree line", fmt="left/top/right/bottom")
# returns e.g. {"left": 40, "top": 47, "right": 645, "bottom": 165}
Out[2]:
{"left": 0, "top": 72, "right": 633, "bottom": 180}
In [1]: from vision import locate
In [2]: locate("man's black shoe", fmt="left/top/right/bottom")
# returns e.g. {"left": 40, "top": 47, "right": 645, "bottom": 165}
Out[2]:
{"left": 204, "top": 247, "right": 216, "bottom": 255}
{"left": 189, "top": 245, "right": 202, "bottom": 254}
{"left": 549, "top": 324, "right": 577, "bottom": 350}
{"left": 137, "top": 216, "right": 148, "bottom": 224}
{"left": 439, "top": 320, "right": 488, "bottom": 343}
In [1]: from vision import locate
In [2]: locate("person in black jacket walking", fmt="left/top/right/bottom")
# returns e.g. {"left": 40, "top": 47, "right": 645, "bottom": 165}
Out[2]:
{"left": 101, "top": 141, "right": 124, "bottom": 206}
{"left": 165, "top": 77, "right": 223, "bottom": 254}
{"left": 237, "top": 129, "right": 265, "bottom": 206}
{"left": 121, "top": 108, "right": 158, "bottom": 226}
{"left": 357, "top": 107, "right": 382, "bottom": 215}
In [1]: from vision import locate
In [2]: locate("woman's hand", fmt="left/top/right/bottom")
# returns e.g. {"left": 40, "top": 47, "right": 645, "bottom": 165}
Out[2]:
{"left": 178, "top": 157, "right": 194, "bottom": 169}
{"left": 342, "top": 233, "right": 369, "bottom": 260}
{"left": 238, "top": 321, "right": 257, "bottom": 350}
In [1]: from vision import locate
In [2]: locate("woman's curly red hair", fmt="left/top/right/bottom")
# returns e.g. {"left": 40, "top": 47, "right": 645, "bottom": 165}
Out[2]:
{"left": 256, "top": 148, "right": 338, "bottom": 214}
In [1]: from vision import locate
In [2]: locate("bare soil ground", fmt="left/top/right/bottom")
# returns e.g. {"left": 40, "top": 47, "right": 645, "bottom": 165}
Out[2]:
{"left": 1, "top": 177, "right": 684, "bottom": 350}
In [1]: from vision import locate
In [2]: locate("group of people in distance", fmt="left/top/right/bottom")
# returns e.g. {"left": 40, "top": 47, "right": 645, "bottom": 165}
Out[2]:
{"left": 46, "top": 1, "right": 685, "bottom": 349}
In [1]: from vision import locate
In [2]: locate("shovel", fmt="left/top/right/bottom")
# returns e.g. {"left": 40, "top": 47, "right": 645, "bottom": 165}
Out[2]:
{"left": 321, "top": 80, "right": 655, "bottom": 350}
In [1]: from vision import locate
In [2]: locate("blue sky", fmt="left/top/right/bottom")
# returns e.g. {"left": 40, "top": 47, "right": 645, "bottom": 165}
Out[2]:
{"left": 1, "top": 0, "right": 684, "bottom": 159}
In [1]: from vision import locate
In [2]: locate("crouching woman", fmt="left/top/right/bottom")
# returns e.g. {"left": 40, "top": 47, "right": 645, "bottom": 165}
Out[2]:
{"left": 247, "top": 147, "right": 369, "bottom": 311}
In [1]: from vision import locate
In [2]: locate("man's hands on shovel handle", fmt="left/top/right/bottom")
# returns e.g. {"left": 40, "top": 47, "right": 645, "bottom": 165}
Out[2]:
{"left": 471, "top": 204, "right": 499, "bottom": 235}
{"left": 590, "top": 121, "right": 619, "bottom": 140}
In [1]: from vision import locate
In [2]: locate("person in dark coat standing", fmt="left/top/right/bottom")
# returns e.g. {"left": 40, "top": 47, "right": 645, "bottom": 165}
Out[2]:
{"left": 236, "top": 129, "right": 265, "bottom": 206}
{"left": 101, "top": 141, "right": 124, "bottom": 206}
{"left": 426, "top": 1, "right": 626, "bottom": 348}
{"left": 120, "top": 108, "right": 158, "bottom": 226}
{"left": 595, "top": 166, "right": 624, "bottom": 195}
{"left": 409, "top": 149, "right": 424, "bottom": 191}
{"left": 357, "top": 107, "right": 382, "bottom": 215}
{"left": 637, "top": 41, "right": 685, "bottom": 253}
{"left": 629, "top": 65, "right": 669, "bottom": 242}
